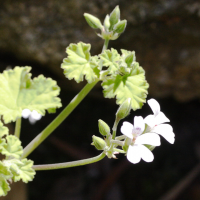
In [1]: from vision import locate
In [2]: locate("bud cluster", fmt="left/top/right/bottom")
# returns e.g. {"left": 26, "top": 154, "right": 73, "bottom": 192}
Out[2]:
{"left": 84, "top": 6, "right": 127, "bottom": 40}
{"left": 91, "top": 98, "right": 132, "bottom": 158}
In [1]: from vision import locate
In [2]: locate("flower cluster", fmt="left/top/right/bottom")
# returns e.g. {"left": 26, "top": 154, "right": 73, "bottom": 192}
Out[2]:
{"left": 22, "top": 109, "right": 42, "bottom": 124}
{"left": 121, "top": 99, "right": 175, "bottom": 164}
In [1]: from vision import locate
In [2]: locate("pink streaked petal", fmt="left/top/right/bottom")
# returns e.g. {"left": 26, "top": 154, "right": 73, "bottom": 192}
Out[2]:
{"left": 144, "top": 115, "right": 156, "bottom": 128}
{"left": 121, "top": 122, "right": 133, "bottom": 139}
{"left": 133, "top": 116, "right": 145, "bottom": 134}
{"left": 155, "top": 112, "right": 170, "bottom": 125}
{"left": 135, "top": 133, "right": 161, "bottom": 146}
{"left": 152, "top": 124, "right": 175, "bottom": 144}
{"left": 139, "top": 145, "right": 154, "bottom": 162}
{"left": 148, "top": 99, "right": 160, "bottom": 116}
{"left": 127, "top": 145, "right": 142, "bottom": 164}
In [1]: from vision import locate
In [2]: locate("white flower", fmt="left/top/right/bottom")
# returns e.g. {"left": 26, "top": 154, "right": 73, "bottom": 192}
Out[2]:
{"left": 121, "top": 116, "right": 161, "bottom": 164}
{"left": 144, "top": 99, "right": 175, "bottom": 144}
{"left": 22, "top": 109, "right": 42, "bottom": 124}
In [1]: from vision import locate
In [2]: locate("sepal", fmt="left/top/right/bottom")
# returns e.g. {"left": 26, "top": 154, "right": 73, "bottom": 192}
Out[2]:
{"left": 84, "top": 13, "right": 103, "bottom": 29}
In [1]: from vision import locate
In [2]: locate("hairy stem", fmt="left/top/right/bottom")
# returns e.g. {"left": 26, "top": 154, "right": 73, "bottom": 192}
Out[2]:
{"left": 32, "top": 152, "right": 105, "bottom": 170}
{"left": 22, "top": 39, "right": 110, "bottom": 159}
{"left": 22, "top": 79, "right": 99, "bottom": 158}
{"left": 14, "top": 118, "right": 21, "bottom": 138}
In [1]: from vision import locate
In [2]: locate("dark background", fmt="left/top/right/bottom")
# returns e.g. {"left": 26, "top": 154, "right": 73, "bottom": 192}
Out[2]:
{"left": 1, "top": 0, "right": 200, "bottom": 199}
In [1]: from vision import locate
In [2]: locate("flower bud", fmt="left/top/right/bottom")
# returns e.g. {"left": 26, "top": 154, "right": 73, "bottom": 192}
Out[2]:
{"left": 116, "top": 98, "right": 131, "bottom": 121}
{"left": 113, "top": 20, "right": 127, "bottom": 34}
{"left": 109, "top": 5, "right": 120, "bottom": 27}
{"left": 125, "top": 53, "right": 134, "bottom": 66}
{"left": 91, "top": 135, "right": 106, "bottom": 150}
{"left": 103, "top": 15, "right": 110, "bottom": 31}
{"left": 84, "top": 13, "right": 103, "bottom": 29}
{"left": 98, "top": 119, "right": 110, "bottom": 137}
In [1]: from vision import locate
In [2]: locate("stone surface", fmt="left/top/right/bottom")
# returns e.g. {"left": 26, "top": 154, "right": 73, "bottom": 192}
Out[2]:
{"left": 0, "top": 0, "right": 200, "bottom": 101}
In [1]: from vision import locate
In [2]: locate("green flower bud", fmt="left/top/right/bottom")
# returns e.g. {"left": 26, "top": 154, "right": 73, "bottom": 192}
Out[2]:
{"left": 113, "top": 20, "right": 127, "bottom": 34}
{"left": 84, "top": 13, "right": 103, "bottom": 29}
{"left": 116, "top": 98, "right": 131, "bottom": 121}
{"left": 125, "top": 53, "right": 134, "bottom": 66}
{"left": 92, "top": 135, "right": 106, "bottom": 150}
{"left": 104, "top": 14, "right": 110, "bottom": 31}
{"left": 109, "top": 5, "right": 120, "bottom": 27}
{"left": 98, "top": 119, "right": 110, "bottom": 136}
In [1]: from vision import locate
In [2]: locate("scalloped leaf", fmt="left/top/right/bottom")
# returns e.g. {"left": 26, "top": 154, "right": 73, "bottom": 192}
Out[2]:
{"left": 61, "top": 42, "right": 99, "bottom": 83}
{"left": 100, "top": 48, "right": 120, "bottom": 73}
{"left": 0, "top": 122, "right": 8, "bottom": 138}
{"left": 0, "top": 67, "right": 62, "bottom": 123}
{"left": 1, "top": 135, "right": 23, "bottom": 159}
{"left": 0, "top": 162, "right": 12, "bottom": 196}
{"left": 5, "top": 159, "right": 35, "bottom": 183}
{"left": 102, "top": 63, "right": 149, "bottom": 110}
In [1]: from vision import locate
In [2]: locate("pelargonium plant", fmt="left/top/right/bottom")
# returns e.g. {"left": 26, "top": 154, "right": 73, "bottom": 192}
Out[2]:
{"left": 0, "top": 6, "right": 175, "bottom": 196}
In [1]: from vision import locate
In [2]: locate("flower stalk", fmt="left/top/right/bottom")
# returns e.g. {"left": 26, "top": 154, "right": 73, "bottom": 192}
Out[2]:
{"left": 32, "top": 152, "right": 105, "bottom": 170}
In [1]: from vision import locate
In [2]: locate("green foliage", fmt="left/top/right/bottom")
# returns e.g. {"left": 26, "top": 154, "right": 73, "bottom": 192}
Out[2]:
{"left": 0, "top": 162, "right": 12, "bottom": 196}
{"left": 61, "top": 42, "right": 100, "bottom": 83}
{"left": 4, "top": 158, "right": 35, "bottom": 183}
{"left": 0, "top": 123, "right": 35, "bottom": 197}
{"left": 0, "top": 122, "right": 8, "bottom": 138}
{"left": 0, "top": 67, "right": 62, "bottom": 123}
{"left": 100, "top": 48, "right": 120, "bottom": 73}
{"left": 1, "top": 135, "right": 23, "bottom": 159}
{"left": 101, "top": 49, "right": 149, "bottom": 110}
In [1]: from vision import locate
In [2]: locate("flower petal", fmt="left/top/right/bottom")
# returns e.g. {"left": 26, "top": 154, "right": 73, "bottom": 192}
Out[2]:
{"left": 135, "top": 133, "right": 161, "bottom": 146}
{"left": 127, "top": 145, "right": 141, "bottom": 164}
{"left": 133, "top": 116, "right": 145, "bottom": 135}
{"left": 139, "top": 145, "right": 154, "bottom": 162}
{"left": 22, "top": 109, "right": 31, "bottom": 119}
{"left": 31, "top": 110, "right": 42, "bottom": 120}
{"left": 148, "top": 99, "right": 160, "bottom": 116}
{"left": 155, "top": 112, "right": 170, "bottom": 125}
{"left": 144, "top": 114, "right": 156, "bottom": 128}
{"left": 152, "top": 124, "right": 175, "bottom": 144}
{"left": 121, "top": 122, "right": 133, "bottom": 139}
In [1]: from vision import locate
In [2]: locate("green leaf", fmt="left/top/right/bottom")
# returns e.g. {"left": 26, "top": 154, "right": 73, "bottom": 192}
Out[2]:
{"left": 0, "top": 178, "right": 10, "bottom": 197}
{"left": 102, "top": 63, "right": 149, "bottom": 111}
{"left": 0, "top": 67, "right": 62, "bottom": 123}
{"left": 1, "top": 135, "right": 23, "bottom": 159}
{"left": 61, "top": 42, "right": 99, "bottom": 83}
{"left": 100, "top": 48, "right": 120, "bottom": 74}
{"left": 5, "top": 159, "right": 35, "bottom": 183}
{"left": 0, "top": 161, "right": 12, "bottom": 196}
{"left": 0, "top": 122, "right": 8, "bottom": 138}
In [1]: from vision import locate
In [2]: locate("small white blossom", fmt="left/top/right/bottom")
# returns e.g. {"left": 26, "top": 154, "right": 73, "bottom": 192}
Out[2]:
{"left": 144, "top": 99, "right": 175, "bottom": 144}
{"left": 22, "top": 109, "right": 42, "bottom": 124}
{"left": 121, "top": 116, "right": 161, "bottom": 164}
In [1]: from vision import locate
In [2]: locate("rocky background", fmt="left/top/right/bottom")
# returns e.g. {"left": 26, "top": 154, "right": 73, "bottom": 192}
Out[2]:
{"left": 1, "top": 0, "right": 200, "bottom": 200}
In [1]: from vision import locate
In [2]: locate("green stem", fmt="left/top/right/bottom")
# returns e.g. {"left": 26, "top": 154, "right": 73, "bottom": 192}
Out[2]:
{"left": 32, "top": 152, "right": 105, "bottom": 171}
{"left": 115, "top": 135, "right": 126, "bottom": 141}
{"left": 112, "top": 119, "right": 120, "bottom": 140}
{"left": 113, "top": 148, "right": 125, "bottom": 154}
{"left": 102, "top": 39, "right": 109, "bottom": 52}
{"left": 14, "top": 118, "right": 21, "bottom": 138}
{"left": 22, "top": 79, "right": 99, "bottom": 158}
{"left": 111, "top": 140, "right": 123, "bottom": 146}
